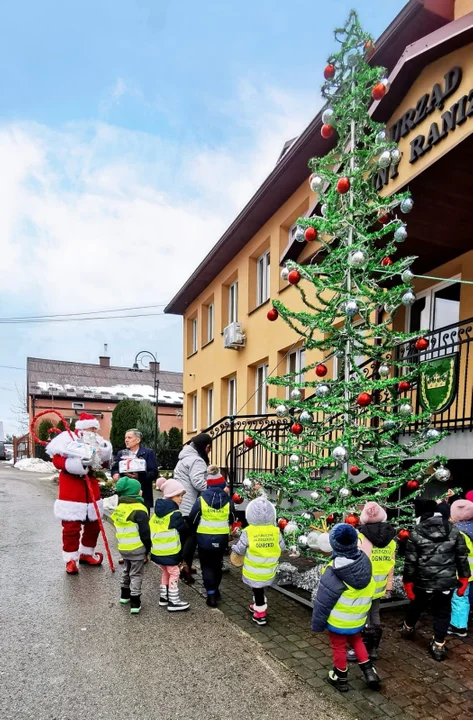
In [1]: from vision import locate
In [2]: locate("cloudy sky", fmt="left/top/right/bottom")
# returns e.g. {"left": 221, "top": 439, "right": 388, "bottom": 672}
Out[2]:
{"left": 0, "top": 0, "right": 405, "bottom": 434}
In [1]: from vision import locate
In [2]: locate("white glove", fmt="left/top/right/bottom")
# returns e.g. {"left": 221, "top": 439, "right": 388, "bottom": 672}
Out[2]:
{"left": 65, "top": 457, "right": 87, "bottom": 476}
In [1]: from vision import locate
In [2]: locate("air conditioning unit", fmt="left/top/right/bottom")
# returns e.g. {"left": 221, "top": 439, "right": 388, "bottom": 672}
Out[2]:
{"left": 72, "top": 402, "right": 85, "bottom": 410}
{"left": 223, "top": 321, "right": 246, "bottom": 349}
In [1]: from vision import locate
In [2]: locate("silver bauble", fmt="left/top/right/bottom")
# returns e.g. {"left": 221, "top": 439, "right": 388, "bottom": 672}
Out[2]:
{"left": 288, "top": 545, "right": 300, "bottom": 557}
{"left": 281, "top": 266, "right": 289, "bottom": 281}
{"left": 298, "top": 535, "right": 309, "bottom": 548}
{"left": 345, "top": 299, "right": 359, "bottom": 317}
{"left": 348, "top": 250, "right": 367, "bottom": 268}
{"left": 317, "top": 532, "right": 332, "bottom": 553}
{"left": 347, "top": 52, "right": 359, "bottom": 67}
{"left": 402, "top": 290, "right": 416, "bottom": 306}
{"left": 315, "top": 383, "right": 330, "bottom": 398}
{"left": 394, "top": 225, "right": 408, "bottom": 242}
{"left": 242, "top": 478, "right": 252, "bottom": 490}
{"left": 284, "top": 521, "right": 299, "bottom": 535}
{"left": 378, "top": 150, "right": 391, "bottom": 168}
{"left": 302, "top": 512, "right": 313, "bottom": 520}
{"left": 332, "top": 445, "right": 348, "bottom": 463}
{"left": 390, "top": 148, "right": 401, "bottom": 164}
{"left": 339, "top": 487, "right": 352, "bottom": 498}
{"left": 335, "top": 349, "right": 345, "bottom": 358}
{"left": 401, "top": 268, "right": 414, "bottom": 283}
{"left": 321, "top": 203, "right": 328, "bottom": 217}
{"left": 426, "top": 428, "right": 440, "bottom": 441}
{"left": 383, "top": 419, "right": 397, "bottom": 430}
{"left": 379, "top": 363, "right": 390, "bottom": 377}
{"left": 307, "top": 530, "right": 321, "bottom": 550}
{"left": 310, "top": 174, "right": 323, "bottom": 192}
{"left": 310, "top": 490, "right": 320, "bottom": 502}
{"left": 381, "top": 77, "right": 390, "bottom": 91}
{"left": 399, "top": 403, "right": 413, "bottom": 416}
{"left": 435, "top": 466, "right": 451, "bottom": 482}
{"left": 290, "top": 388, "right": 302, "bottom": 401}
{"left": 376, "top": 129, "right": 387, "bottom": 143}
{"left": 295, "top": 226, "right": 305, "bottom": 243}
{"left": 289, "top": 479, "right": 297, "bottom": 485}
{"left": 322, "top": 107, "right": 334, "bottom": 125}
{"left": 289, "top": 454, "right": 300, "bottom": 466}
{"left": 401, "top": 197, "right": 414, "bottom": 213}
{"left": 300, "top": 410, "right": 313, "bottom": 426}
{"left": 276, "top": 404, "right": 289, "bottom": 418}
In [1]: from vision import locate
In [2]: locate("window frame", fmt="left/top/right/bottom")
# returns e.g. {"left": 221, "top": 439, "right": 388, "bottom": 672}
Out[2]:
{"left": 191, "top": 317, "right": 198, "bottom": 354}
{"left": 256, "top": 250, "right": 270, "bottom": 307}
{"left": 286, "top": 348, "right": 306, "bottom": 399}
{"left": 227, "top": 376, "right": 237, "bottom": 416}
{"left": 255, "top": 363, "right": 269, "bottom": 414}
{"left": 228, "top": 281, "right": 238, "bottom": 325}
{"left": 191, "top": 393, "right": 198, "bottom": 432}
{"left": 207, "top": 302, "right": 214, "bottom": 343}
{"left": 207, "top": 386, "right": 214, "bottom": 426}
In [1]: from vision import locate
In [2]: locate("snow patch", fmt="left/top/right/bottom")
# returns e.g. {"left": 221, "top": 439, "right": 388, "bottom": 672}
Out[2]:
{"left": 15, "top": 457, "right": 56, "bottom": 473}
{"left": 37, "top": 382, "right": 183, "bottom": 405}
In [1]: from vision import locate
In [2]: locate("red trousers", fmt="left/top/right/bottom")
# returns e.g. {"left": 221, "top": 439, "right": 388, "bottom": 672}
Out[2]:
{"left": 328, "top": 630, "right": 369, "bottom": 670}
{"left": 62, "top": 520, "right": 100, "bottom": 560}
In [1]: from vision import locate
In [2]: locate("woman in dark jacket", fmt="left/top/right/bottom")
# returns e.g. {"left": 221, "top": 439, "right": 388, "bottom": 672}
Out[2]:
{"left": 402, "top": 499, "right": 470, "bottom": 661}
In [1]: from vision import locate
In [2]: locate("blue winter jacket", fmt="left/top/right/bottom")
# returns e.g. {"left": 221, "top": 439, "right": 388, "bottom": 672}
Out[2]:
{"left": 150, "top": 498, "right": 187, "bottom": 566}
{"left": 312, "top": 551, "right": 373, "bottom": 635}
{"left": 188, "top": 488, "right": 235, "bottom": 551}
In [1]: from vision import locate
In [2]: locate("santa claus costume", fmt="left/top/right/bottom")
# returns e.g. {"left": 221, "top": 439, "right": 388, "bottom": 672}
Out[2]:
{"left": 46, "top": 413, "right": 112, "bottom": 574}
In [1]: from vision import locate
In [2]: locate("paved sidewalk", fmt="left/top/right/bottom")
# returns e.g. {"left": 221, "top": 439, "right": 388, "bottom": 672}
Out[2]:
{"left": 193, "top": 562, "right": 473, "bottom": 720}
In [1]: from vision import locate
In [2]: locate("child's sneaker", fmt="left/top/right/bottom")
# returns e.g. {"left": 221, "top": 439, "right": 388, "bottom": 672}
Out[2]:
{"left": 120, "top": 587, "right": 131, "bottom": 604}
{"left": 167, "top": 587, "right": 189, "bottom": 612}
{"left": 448, "top": 625, "right": 467, "bottom": 638}
{"left": 158, "top": 585, "right": 168, "bottom": 607}
{"left": 130, "top": 595, "right": 141, "bottom": 615}
{"left": 252, "top": 610, "right": 267, "bottom": 626}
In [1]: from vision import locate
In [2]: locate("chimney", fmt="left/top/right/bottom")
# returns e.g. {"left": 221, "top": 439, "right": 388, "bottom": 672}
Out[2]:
{"left": 99, "top": 343, "right": 110, "bottom": 368}
{"left": 149, "top": 361, "right": 160, "bottom": 374}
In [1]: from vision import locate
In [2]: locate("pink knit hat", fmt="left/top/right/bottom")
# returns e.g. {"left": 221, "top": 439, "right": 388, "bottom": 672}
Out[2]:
{"left": 360, "top": 501, "right": 387, "bottom": 524}
{"left": 156, "top": 476, "right": 167, "bottom": 491}
{"left": 450, "top": 499, "right": 473, "bottom": 523}
{"left": 161, "top": 478, "right": 186, "bottom": 499}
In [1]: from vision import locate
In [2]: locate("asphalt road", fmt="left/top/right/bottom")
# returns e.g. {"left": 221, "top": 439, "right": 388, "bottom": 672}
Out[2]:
{"left": 0, "top": 464, "right": 350, "bottom": 720}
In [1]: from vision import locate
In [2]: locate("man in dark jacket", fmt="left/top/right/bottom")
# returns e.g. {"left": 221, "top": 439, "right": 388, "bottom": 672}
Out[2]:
{"left": 188, "top": 466, "right": 235, "bottom": 607}
{"left": 111, "top": 428, "right": 158, "bottom": 513}
{"left": 402, "top": 498, "right": 470, "bottom": 661}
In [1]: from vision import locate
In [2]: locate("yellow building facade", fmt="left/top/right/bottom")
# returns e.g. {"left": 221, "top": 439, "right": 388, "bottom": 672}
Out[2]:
{"left": 166, "top": 0, "right": 473, "bottom": 464}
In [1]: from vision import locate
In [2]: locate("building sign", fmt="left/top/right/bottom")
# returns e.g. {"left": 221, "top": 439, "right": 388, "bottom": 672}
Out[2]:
{"left": 419, "top": 354, "right": 458, "bottom": 414}
{"left": 374, "top": 66, "right": 473, "bottom": 190}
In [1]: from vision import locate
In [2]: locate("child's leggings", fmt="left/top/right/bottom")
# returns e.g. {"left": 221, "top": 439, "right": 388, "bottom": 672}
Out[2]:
{"left": 329, "top": 630, "right": 369, "bottom": 670}
{"left": 159, "top": 564, "right": 180, "bottom": 590}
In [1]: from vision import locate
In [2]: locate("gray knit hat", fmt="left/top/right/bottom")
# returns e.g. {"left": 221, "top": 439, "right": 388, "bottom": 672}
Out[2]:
{"left": 245, "top": 497, "right": 276, "bottom": 526}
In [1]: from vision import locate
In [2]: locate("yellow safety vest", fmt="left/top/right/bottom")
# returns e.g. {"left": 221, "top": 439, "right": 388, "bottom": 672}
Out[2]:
{"left": 197, "top": 497, "right": 230, "bottom": 535}
{"left": 359, "top": 533, "right": 396, "bottom": 600}
{"left": 460, "top": 532, "right": 473, "bottom": 582}
{"left": 111, "top": 501, "right": 146, "bottom": 552}
{"left": 326, "top": 560, "right": 376, "bottom": 633}
{"left": 242, "top": 524, "right": 281, "bottom": 584}
{"left": 150, "top": 512, "right": 181, "bottom": 559}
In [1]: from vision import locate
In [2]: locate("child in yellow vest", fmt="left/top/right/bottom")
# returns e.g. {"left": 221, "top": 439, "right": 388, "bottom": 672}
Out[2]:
{"left": 111, "top": 477, "right": 151, "bottom": 615}
{"left": 231, "top": 497, "right": 285, "bottom": 626}
{"left": 448, "top": 499, "right": 473, "bottom": 637}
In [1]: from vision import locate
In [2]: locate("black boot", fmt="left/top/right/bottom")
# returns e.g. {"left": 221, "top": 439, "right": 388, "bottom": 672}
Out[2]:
{"left": 130, "top": 595, "right": 141, "bottom": 615}
{"left": 359, "top": 660, "right": 381, "bottom": 690}
{"left": 327, "top": 667, "right": 349, "bottom": 693}
{"left": 428, "top": 640, "right": 446, "bottom": 662}
{"left": 206, "top": 593, "right": 218, "bottom": 608}
{"left": 120, "top": 587, "right": 131, "bottom": 605}
{"left": 369, "top": 626, "right": 383, "bottom": 661}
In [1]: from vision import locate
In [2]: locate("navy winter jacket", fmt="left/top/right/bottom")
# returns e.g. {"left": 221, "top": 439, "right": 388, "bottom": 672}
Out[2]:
{"left": 312, "top": 551, "right": 373, "bottom": 635}
{"left": 150, "top": 498, "right": 188, "bottom": 566}
{"left": 188, "top": 488, "right": 235, "bottom": 551}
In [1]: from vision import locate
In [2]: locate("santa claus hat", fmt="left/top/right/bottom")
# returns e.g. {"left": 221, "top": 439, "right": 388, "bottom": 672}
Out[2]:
{"left": 75, "top": 412, "right": 100, "bottom": 430}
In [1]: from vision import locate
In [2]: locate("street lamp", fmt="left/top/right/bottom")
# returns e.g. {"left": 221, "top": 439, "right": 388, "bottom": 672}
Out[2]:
{"left": 131, "top": 351, "right": 159, "bottom": 459}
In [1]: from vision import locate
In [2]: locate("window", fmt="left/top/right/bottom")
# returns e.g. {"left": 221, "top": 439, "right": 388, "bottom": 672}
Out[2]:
{"left": 207, "top": 303, "right": 214, "bottom": 343}
{"left": 256, "top": 251, "right": 270, "bottom": 306}
{"left": 191, "top": 317, "right": 198, "bottom": 354}
{"left": 191, "top": 394, "right": 198, "bottom": 432}
{"left": 228, "top": 282, "right": 238, "bottom": 324}
{"left": 228, "top": 376, "right": 237, "bottom": 416}
{"left": 207, "top": 387, "right": 214, "bottom": 426}
{"left": 255, "top": 363, "right": 269, "bottom": 414}
{"left": 407, "top": 279, "right": 460, "bottom": 335}
{"left": 287, "top": 348, "right": 306, "bottom": 399}
{"left": 334, "top": 325, "right": 366, "bottom": 379}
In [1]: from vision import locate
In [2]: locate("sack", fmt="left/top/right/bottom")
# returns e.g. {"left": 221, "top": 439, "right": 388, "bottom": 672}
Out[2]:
{"left": 230, "top": 551, "right": 244, "bottom": 568}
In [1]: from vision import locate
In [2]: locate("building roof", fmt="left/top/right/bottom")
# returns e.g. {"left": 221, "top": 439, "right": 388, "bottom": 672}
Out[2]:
{"left": 165, "top": 0, "right": 453, "bottom": 316}
{"left": 27, "top": 357, "right": 183, "bottom": 406}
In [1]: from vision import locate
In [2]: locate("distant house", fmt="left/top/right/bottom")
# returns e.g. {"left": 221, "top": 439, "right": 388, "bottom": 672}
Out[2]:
{"left": 27, "top": 353, "right": 183, "bottom": 441}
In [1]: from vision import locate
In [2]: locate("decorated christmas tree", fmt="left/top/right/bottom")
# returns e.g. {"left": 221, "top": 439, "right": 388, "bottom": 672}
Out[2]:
{"left": 245, "top": 11, "right": 450, "bottom": 555}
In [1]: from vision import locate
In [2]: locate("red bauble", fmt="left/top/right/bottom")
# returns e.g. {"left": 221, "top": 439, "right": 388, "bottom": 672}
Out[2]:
{"left": 325, "top": 486, "right": 332, "bottom": 494}
{"left": 291, "top": 422, "right": 303, "bottom": 436}
{"left": 364, "top": 40, "right": 375, "bottom": 59}
{"left": 336, "top": 177, "right": 350, "bottom": 194}
{"left": 244, "top": 437, "right": 256, "bottom": 449}
{"left": 378, "top": 212, "right": 390, "bottom": 225}
{"left": 321, "top": 124, "right": 334, "bottom": 139}
{"left": 398, "top": 380, "right": 411, "bottom": 392}
{"left": 288, "top": 270, "right": 301, "bottom": 285}
{"left": 350, "top": 465, "right": 361, "bottom": 476}
{"left": 326, "top": 514, "right": 335, "bottom": 524}
{"left": 304, "top": 227, "right": 317, "bottom": 242}
{"left": 398, "top": 528, "right": 410, "bottom": 541}
{"left": 315, "top": 363, "right": 328, "bottom": 378}
{"left": 267, "top": 308, "right": 279, "bottom": 322}
{"left": 407, "top": 480, "right": 419, "bottom": 491}
{"left": 381, "top": 257, "right": 393, "bottom": 266}
{"left": 357, "top": 392, "right": 372, "bottom": 407}
{"left": 324, "top": 64, "right": 335, "bottom": 80}
{"left": 278, "top": 518, "right": 289, "bottom": 531}
{"left": 415, "top": 337, "right": 429, "bottom": 351}
{"left": 372, "top": 82, "right": 387, "bottom": 101}
{"left": 345, "top": 513, "right": 360, "bottom": 527}
{"left": 232, "top": 493, "right": 244, "bottom": 505}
